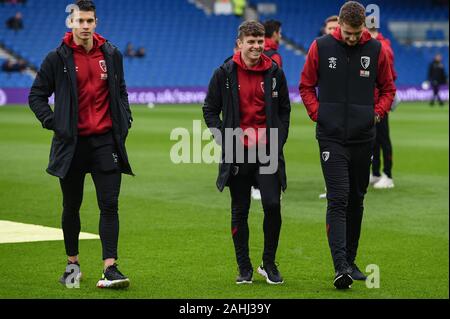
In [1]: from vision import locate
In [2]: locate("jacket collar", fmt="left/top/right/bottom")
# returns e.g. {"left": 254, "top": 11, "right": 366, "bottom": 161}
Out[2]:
{"left": 220, "top": 55, "right": 278, "bottom": 75}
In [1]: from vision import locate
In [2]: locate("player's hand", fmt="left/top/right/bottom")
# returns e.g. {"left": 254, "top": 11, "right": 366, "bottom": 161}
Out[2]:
{"left": 374, "top": 113, "right": 381, "bottom": 124}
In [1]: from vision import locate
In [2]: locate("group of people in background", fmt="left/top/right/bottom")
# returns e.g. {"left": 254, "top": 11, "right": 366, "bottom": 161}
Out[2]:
{"left": 1, "top": 58, "right": 27, "bottom": 73}
{"left": 124, "top": 42, "right": 146, "bottom": 58}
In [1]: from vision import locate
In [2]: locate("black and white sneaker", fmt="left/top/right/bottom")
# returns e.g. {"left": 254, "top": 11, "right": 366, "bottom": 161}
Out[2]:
{"left": 96, "top": 264, "right": 130, "bottom": 289}
{"left": 334, "top": 266, "right": 353, "bottom": 289}
{"left": 350, "top": 263, "right": 367, "bottom": 281}
{"left": 257, "top": 262, "right": 284, "bottom": 284}
{"left": 236, "top": 267, "right": 253, "bottom": 284}
{"left": 59, "top": 261, "right": 82, "bottom": 287}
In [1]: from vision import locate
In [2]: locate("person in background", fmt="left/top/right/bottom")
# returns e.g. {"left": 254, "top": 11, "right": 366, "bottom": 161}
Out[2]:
{"left": 6, "top": 11, "right": 23, "bottom": 31}
{"left": 428, "top": 53, "right": 447, "bottom": 106}
{"left": 367, "top": 23, "right": 397, "bottom": 189}
{"left": 135, "top": 47, "right": 146, "bottom": 58}
{"left": 124, "top": 42, "right": 136, "bottom": 57}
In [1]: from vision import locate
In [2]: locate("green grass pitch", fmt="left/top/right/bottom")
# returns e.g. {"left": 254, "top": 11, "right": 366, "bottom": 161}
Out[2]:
{"left": 0, "top": 102, "right": 448, "bottom": 298}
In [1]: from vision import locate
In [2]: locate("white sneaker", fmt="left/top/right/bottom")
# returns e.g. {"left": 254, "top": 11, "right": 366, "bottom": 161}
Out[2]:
{"left": 369, "top": 174, "right": 381, "bottom": 185}
{"left": 373, "top": 174, "right": 394, "bottom": 189}
{"left": 369, "top": 174, "right": 382, "bottom": 185}
{"left": 319, "top": 192, "right": 327, "bottom": 199}
{"left": 251, "top": 187, "right": 261, "bottom": 200}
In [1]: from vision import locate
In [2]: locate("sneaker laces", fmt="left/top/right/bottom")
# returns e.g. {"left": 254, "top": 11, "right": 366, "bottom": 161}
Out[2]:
{"left": 106, "top": 263, "right": 123, "bottom": 275}
{"left": 264, "top": 262, "right": 280, "bottom": 275}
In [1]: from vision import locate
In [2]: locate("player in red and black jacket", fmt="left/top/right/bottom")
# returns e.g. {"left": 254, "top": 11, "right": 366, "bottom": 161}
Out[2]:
{"left": 263, "top": 19, "right": 283, "bottom": 68}
{"left": 368, "top": 25, "right": 398, "bottom": 189}
{"left": 29, "top": 0, "right": 132, "bottom": 289}
{"left": 246, "top": 19, "right": 284, "bottom": 202}
{"left": 299, "top": 1, "right": 396, "bottom": 289}
{"left": 203, "top": 21, "right": 291, "bottom": 285}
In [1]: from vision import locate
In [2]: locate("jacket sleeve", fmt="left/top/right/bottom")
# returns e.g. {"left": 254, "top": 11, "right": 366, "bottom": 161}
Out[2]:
{"left": 299, "top": 40, "right": 320, "bottom": 122}
{"left": 116, "top": 50, "right": 132, "bottom": 128}
{"left": 375, "top": 45, "right": 396, "bottom": 118}
{"left": 386, "top": 45, "right": 397, "bottom": 82}
{"left": 202, "top": 69, "right": 223, "bottom": 132}
{"left": 278, "top": 69, "right": 291, "bottom": 144}
{"left": 28, "top": 52, "right": 56, "bottom": 130}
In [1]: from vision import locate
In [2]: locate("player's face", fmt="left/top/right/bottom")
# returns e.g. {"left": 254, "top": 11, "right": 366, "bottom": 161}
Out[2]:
{"left": 72, "top": 11, "right": 97, "bottom": 42}
{"left": 238, "top": 35, "right": 264, "bottom": 62}
{"left": 274, "top": 29, "right": 282, "bottom": 44}
{"left": 325, "top": 21, "right": 338, "bottom": 35}
{"left": 339, "top": 22, "right": 364, "bottom": 46}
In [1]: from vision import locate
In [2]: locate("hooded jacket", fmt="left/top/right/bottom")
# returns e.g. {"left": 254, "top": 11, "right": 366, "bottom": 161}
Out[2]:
{"left": 299, "top": 27, "right": 396, "bottom": 144}
{"left": 232, "top": 51, "right": 273, "bottom": 147}
{"left": 264, "top": 37, "right": 283, "bottom": 68}
{"left": 374, "top": 32, "right": 397, "bottom": 104}
{"left": 62, "top": 32, "right": 112, "bottom": 136}
{"left": 376, "top": 33, "right": 397, "bottom": 80}
{"left": 203, "top": 55, "right": 291, "bottom": 192}
{"left": 29, "top": 33, "right": 133, "bottom": 178}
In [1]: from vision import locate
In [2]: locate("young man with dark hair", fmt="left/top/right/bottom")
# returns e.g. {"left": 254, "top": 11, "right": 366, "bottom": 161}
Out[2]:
{"left": 249, "top": 19, "right": 284, "bottom": 201}
{"left": 29, "top": 0, "right": 133, "bottom": 289}
{"left": 299, "top": 1, "right": 396, "bottom": 289}
{"left": 203, "top": 20, "right": 291, "bottom": 285}
{"left": 367, "top": 24, "right": 398, "bottom": 189}
{"left": 263, "top": 19, "right": 283, "bottom": 68}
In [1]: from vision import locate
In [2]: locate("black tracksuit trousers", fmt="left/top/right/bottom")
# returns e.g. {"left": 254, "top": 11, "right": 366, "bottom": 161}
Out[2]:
{"left": 372, "top": 114, "right": 393, "bottom": 178}
{"left": 59, "top": 131, "right": 122, "bottom": 260}
{"left": 430, "top": 83, "right": 443, "bottom": 105}
{"left": 318, "top": 140, "right": 373, "bottom": 272}
{"left": 228, "top": 162, "right": 282, "bottom": 270}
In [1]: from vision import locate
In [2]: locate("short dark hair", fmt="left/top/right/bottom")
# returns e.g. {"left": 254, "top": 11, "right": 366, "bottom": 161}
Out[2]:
{"left": 339, "top": 1, "right": 366, "bottom": 28}
{"left": 237, "top": 20, "right": 265, "bottom": 40}
{"left": 74, "top": 0, "right": 96, "bottom": 16}
{"left": 263, "top": 19, "right": 282, "bottom": 38}
{"left": 325, "top": 15, "right": 338, "bottom": 25}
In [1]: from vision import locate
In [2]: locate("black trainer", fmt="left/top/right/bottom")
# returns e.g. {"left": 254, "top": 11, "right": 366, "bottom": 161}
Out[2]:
{"left": 350, "top": 263, "right": 367, "bottom": 281}
{"left": 334, "top": 265, "right": 353, "bottom": 289}
{"left": 257, "top": 262, "right": 284, "bottom": 284}
{"left": 59, "top": 261, "right": 82, "bottom": 287}
{"left": 236, "top": 267, "right": 253, "bottom": 284}
{"left": 96, "top": 264, "right": 130, "bottom": 289}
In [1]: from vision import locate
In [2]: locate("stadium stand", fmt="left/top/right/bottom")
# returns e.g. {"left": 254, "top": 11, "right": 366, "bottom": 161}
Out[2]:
{"left": 0, "top": 0, "right": 448, "bottom": 88}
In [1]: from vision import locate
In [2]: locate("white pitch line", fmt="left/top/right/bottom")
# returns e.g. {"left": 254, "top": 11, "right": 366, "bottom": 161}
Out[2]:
{"left": 0, "top": 220, "right": 99, "bottom": 244}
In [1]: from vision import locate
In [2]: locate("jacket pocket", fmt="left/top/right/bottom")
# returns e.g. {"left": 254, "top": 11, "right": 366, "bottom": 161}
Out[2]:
{"left": 317, "top": 102, "right": 345, "bottom": 140}
{"left": 347, "top": 103, "right": 374, "bottom": 141}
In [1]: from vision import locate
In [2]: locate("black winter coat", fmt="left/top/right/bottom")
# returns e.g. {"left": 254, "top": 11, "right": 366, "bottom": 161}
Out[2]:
{"left": 202, "top": 57, "right": 291, "bottom": 192}
{"left": 29, "top": 41, "right": 133, "bottom": 178}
